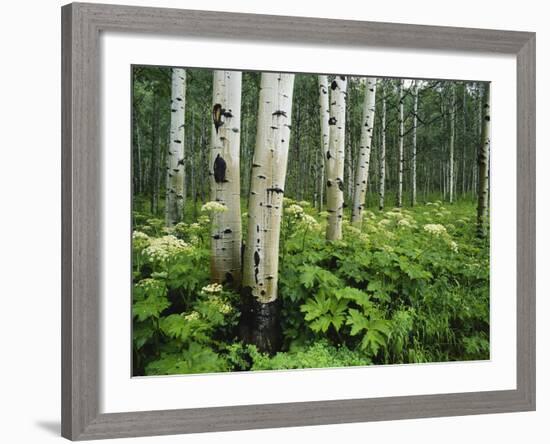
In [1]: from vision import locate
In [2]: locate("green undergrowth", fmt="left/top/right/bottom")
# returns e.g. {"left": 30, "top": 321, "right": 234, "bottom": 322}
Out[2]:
{"left": 131, "top": 198, "right": 489, "bottom": 376}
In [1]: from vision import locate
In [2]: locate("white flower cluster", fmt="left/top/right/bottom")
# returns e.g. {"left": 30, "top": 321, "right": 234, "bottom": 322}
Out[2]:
{"left": 201, "top": 283, "right": 223, "bottom": 294}
{"left": 448, "top": 240, "right": 459, "bottom": 253}
{"left": 285, "top": 204, "right": 305, "bottom": 217}
{"left": 378, "top": 218, "right": 391, "bottom": 227}
{"left": 385, "top": 210, "right": 403, "bottom": 220}
{"left": 362, "top": 210, "right": 376, "bottom": 220}
{"left": 132, "top": 230, "right": 150, "bottom": 241}
{"left": 423, "top": 224, "right": 447, "bottom": 236}
{"left": 183, "top": 311, "right": 200, "bottom": 322}
{"left": 301, "top": 214, "right": 320, "bottom": 230}
{"left": 397, "top": 218, "right": 412, "bottom": 228}
{"left": 143, "top": 235, "right": 189, "bottom": 262}
{"left": 207, "top": 295, "right": 233, "bottom": 315}
{"left": 201, "top": 201, "right": 228, "bottom": 214}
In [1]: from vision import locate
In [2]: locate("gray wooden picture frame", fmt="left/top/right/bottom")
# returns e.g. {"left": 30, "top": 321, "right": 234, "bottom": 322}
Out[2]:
{"left": 61, "top": 2, "right": 536, "bottom": 440}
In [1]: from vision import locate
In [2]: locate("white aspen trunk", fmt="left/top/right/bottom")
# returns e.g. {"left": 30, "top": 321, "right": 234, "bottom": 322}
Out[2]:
{"left": 318, "top": 75, "right": 330, "bottom": 209}
{"left": 165, "top": 68, "right": 186, "bottom": 226}
{"left": 241, "top": 73, "right": 295, "bottom": 353}
{"left": 411, "top": 81, "right": 418, "bottom": 206}
{"left": 351, "top": 77, "right": 377, "bottom": 226}
{"left": 477, "top": 83, "right": 490, "bottom": 237}
{"left": 210, "top": 70, "right": 243, "bottom": 286}
{"left": 397, "top": 79, "right": 404, "bottom": 208}
{"left": 449, "top": 85, "right": 456, "bottom": 204}
{"left": 325, "top": 76, "right": 348, "bottom": 240}
{"left": 379, "top": 90, "right": 387, "bottom": 211}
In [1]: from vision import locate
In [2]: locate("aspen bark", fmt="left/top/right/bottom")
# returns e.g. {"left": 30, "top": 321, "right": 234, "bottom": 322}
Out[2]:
{"left": 411, "top": 81, "right": 418, "bottom": 206}
{"left": 241, "top": 73, "right": 295, "bottom": 353}
{"left": 477, "top": 83, "right": 490, "bottom": 237}
{"left": 318, "top": 75, "right": 330, "bottom": 210}
{"left": 449, "top": 85, "right": 456, "bottom": 204}
{"left": 397, "top": 80, "right": 404, "bottom": 208}
{"left": 210, "top": 70, "right": 243, "bottom": 286}
{"left": 379, "top": 88, "right": 387, "bottom": 211}
{"left": 165, "top": 68, "right": 186, "bottom": 226}
{"left": 150, "top": 94, "right": 160, "bottom": 215}
{"left": 351, "top": 77, "right": 377, "bottom": 226}
{"left": 325, "top": 76, "right": 347, "bottom": 240}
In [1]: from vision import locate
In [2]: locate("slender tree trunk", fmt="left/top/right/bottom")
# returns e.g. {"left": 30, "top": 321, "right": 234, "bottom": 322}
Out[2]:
{"left": 379, "top": 88, "right": 387, "bottom": 211}
{"left": 449, "top": 85, "right": 456, "bottom": 204}
{"left": 318, "top": 75, "right": 330, "bottom": 210}
{"left": 210, "top": 71, "right": 243, "bottom": 286}
{"left": 462, "top": 85, "right": 467, "bottom": 195}
{"left": 325, "top": 76, "right": 348, "bottom": 240}
{"left": 411, "top": 81, "right": 418, "bottom": 206}
{"left": 165, "top": 68, "right": 186, "bottom": 226}
{"left": 132, "top": 108, "right": 143, "bottom": 195}
{"left": 351, "top": 77, "right": 377, "bottom": 226}
{"left": 477, "top": 83, "right": 491, "bottom": 237}
{"left": 397, "top": 80, "right": 404, "bottom": 207}
{"left": 150, "top": 94, "right": 160, "bottom": 215}
{"left": 241, "top": 73, "right": 295, "bottom": 353}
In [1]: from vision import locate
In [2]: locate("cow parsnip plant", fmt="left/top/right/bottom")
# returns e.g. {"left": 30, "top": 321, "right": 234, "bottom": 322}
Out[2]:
{"left": 132, "top": 198, "right": 489, "bottom": 375}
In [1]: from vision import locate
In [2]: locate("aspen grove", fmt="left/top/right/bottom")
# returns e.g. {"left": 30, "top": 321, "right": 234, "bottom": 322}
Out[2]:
{"left": 132, "top": 66, "right": 491, "bottom": 375}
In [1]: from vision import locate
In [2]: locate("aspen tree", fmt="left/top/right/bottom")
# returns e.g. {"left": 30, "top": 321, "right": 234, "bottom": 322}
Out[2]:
{"left": 209, "top": 70, "right": 243, "bottom": 285}
{"left": 351, "top": 77, "right": 377, "bottom": 226}
{"left": 379, "top": 84, "right": 387, "bottom": 211}
{"left": 318, "top": 75, "right": 330, "bottom": 210}
{"left": 449, "top": 84, "right": 456, "bottom": 203}
{"left": 325, "top": 76, "right": 347, "bottom": 240}
{"left": 165, "top": 68, "right": 186, "bottom": 226}
{"left": 411, "top": 80, "right": 418, "bottom": 206}
{"left": 477, "top": 83, "right": 490, "bottom": 237}
{"left": 397, "top": 79, "right": 404, "bottom": 208}
{"left": 241, "top": 73, "right": 295, "bottom": 353}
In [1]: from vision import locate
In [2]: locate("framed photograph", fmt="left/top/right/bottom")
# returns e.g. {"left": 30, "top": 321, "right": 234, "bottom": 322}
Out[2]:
{"left": 61, "top": 2, "right": 535, "bottom": 440}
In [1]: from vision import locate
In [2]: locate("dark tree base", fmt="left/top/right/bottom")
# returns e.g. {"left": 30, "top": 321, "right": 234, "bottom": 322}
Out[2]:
{"left": 239, "top": 287, "right": 281, "bottom": 355}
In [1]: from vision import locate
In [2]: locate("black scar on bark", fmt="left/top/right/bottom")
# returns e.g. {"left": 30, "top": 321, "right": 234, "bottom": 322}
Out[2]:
{"left": 252, "top": 163, "right": 262, "bottom": 168}
{"left": 339, "top": 76, "right": 346, "bottom": 81}
{"left": 224, "top": 228, "right": 232, "bottom": 234}
{"left": 484, "top": 115, "right": 490, "bottom": 121}
{"left": 225, "top": 272, "right": 233, "bottom": 285}
{"left": 336, "top": 178, "right": 345, "bottom": 192}
{"left": 171, "top": 109, "right": 177, "bottom": 113}
{"left": 212, "top": 103, "right": 223, "bottom": 133}
{"left": 173, "top": 139, "right": 182, "bottom": 144}
{"left": 369, "top": 88, "right": 374, "bottom": 92}
{"left": 256, "top": 225, "right": 260, "bottom": 233}
{"left": 326, "top": 151, "right": 332, "bottom": 160}
{"left": 328, "top": 117, "right": 337, "bottom": 125}
{"left": 222, "top": 110, "right": 233, "bottom": 118}
{"left": 483, "top": 103, "right": 490, "bottom": 108}
{"left": 238, "top": 287, "right": 282, "bottom": 355}
{"left": 213, "top": 153, "right": 227, "bottom": 183}
{"left": 272, "top": 110, "right": 287, "bottom": 117}
{"left": 232, "top": 128, "right": 239, "bottom": 133}
{"left": 177, "top": 158, "right": 185, "bottom": 166}
{"left": 212, "top": 234, "right": 221, "bottom": 240}
{"left": 257, "top": 175, "right": 267, "bottom": 180}
{"left": 254, "top": 251, "right": 260, "bottom": 267}
{"left": 327, "top": 180, "right": 332, "bottom": 187}
{"left": 331, "top": 80, "right": 338, "bottom": 90}
{"left": 267, "top": 187, "right": 284, "bottom": 194}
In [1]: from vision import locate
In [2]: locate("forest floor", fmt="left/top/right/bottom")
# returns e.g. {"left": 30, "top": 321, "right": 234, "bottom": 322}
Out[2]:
{"left": 131, "top": 197, "right": 490, "bottom": 376}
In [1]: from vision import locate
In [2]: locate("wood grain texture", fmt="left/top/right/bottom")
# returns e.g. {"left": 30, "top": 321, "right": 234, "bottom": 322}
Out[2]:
{"left": 61, "top": 2, "right": 536, "bottom": 440}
